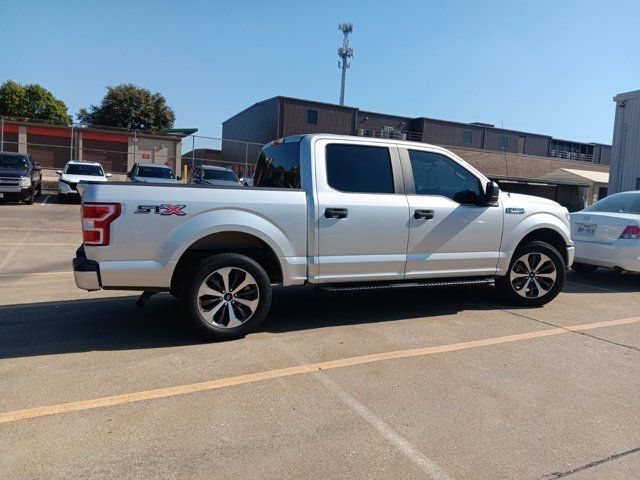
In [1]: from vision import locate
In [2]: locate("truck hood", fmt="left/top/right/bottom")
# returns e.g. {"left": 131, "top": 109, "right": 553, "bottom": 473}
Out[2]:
{"left": 61, "top": 174, "right": 107, "bottom": 183}
{"left": 0, "top": 168, "right": 28, "bottom": 178}
{"left": 201, "top": 179, "right": 241, "bottom": 186}
{"left": 501, "top": 192, "right": 561, "bottom": 208}
{"left": 134, "top": 177, "right": 179, "bottom": 184}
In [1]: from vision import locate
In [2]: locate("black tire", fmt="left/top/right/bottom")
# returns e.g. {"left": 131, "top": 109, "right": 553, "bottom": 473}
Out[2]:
{"left": 571, "top": 262, "right": 598, "bottom": 273}
{"left": 24, "top": 192, "right": 34, "bottom": 205}
{"left": 58, "top": 193, "right": 67, "bottom": 204}
{"left": 179, "top": 253, "right": 272, "bottom": 340}
{"left": 495, "top": 240, "right": 566, "bottom": 307}
{"left": 35, "top": 184, "right": 42, "bottom": 197}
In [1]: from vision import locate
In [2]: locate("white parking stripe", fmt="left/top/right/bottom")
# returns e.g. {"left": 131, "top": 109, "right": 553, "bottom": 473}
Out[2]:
{"left": 39, "top": 195, "right": 50, "bottom": 205}
{"left": 274, "top": 338, "right": 453, "bottom": 480}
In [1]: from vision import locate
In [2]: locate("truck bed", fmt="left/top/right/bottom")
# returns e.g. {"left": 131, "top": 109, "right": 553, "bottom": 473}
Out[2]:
{"left": 78, "top": 181, "right": 308, "bottom": 289}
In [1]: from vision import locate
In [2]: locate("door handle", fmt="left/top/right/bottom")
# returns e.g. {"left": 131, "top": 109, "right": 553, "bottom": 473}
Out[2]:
{"left": 414, "top": 209, "right": 434, "bottom": 220}
{"left": 325, "top": 208, "right": 348, "bottom": 219}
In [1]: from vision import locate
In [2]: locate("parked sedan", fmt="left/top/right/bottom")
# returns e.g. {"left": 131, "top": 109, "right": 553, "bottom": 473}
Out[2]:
{"left": 187, "top": 165, "right": 242, "bottom": 186}
{"left": 570, "top": 191, "right": 640, "bottom": 273}
{"left": 58, "top": 160, "right": 111, "bottom": 202}
{"left": 0, "top": 152, "right": 42, "bottom": 204}
{"left": 128, "top": 163, "right": 180, "bottom": 184}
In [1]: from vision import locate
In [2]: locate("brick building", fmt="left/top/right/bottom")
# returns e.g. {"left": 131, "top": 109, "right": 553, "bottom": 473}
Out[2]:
{"left": 0, "top": 118, "right": 191, "bottom": 174}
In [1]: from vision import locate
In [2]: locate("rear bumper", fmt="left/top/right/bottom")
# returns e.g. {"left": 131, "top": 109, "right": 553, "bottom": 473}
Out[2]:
{"left": 574, "top": 239, "right": 640, "bottom": 272}
{"left": 73, "top": 247, "right": 101, "bottom": 291}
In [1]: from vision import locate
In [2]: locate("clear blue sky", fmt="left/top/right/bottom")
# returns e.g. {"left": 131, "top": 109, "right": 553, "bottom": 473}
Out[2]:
{"left": 3, "top": 0, "right": 639, "bottom": 144}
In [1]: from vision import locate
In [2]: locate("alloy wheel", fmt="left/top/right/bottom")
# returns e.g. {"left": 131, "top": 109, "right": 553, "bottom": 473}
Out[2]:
{"left": 509, "top": 252, "right": 557, "bottom": 299}
{"left": 197, "top": 267, "right": 260, "bottom": 328}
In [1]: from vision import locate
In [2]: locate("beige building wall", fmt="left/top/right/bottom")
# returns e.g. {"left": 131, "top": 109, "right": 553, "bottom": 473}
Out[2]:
{"left": 127, "top": 136, "right": 180, "bottom": 171}
{"left": 18, "top": 126, "right": 27, "bottom": 153}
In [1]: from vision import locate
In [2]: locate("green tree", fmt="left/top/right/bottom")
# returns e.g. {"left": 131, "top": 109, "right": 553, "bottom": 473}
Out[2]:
{"left": 78, "top": 84, "right": 175, "bottom": 131}
{"left": 0, "top": 80, "right": 72, "bottom": 125}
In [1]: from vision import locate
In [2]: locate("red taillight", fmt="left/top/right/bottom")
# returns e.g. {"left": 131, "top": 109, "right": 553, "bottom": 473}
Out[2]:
{"left": 619, "top": 225, "right": 640, "bottom": 240}
{"left": 81, "top": 203, "right": 121, "bottom": 246}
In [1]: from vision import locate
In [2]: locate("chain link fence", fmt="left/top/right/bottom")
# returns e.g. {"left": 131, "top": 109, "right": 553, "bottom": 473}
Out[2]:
{"left": 0, "top": 117, "right": 263, "bottom": 183}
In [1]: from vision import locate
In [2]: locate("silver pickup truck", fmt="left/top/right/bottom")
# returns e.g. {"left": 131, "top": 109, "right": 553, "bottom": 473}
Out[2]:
{"left": 74, "top": 134, "right": 574, "bottom": 340}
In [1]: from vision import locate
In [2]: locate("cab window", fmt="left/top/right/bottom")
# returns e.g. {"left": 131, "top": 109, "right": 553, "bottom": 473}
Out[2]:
{"left": 254, "top": 142, "right": 301, "bottom": 189}
{"left": 326, "top": 144, "right": 394, "bottom": 194}
{"left": 408, "top": 150, "right": 482, "bottom": 204}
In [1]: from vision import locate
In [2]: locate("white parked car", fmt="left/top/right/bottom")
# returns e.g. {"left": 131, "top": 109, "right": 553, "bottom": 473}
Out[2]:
{"left": 570, "top": 191, "right": 640, "bottom": 273}
{"left": 58, "top": 161, "right": 111, "bottom": 202}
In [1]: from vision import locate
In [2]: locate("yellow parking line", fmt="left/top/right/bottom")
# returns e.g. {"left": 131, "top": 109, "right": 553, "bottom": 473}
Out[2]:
{"left": 1, "top": 316, "right": 638, "bottom": 424}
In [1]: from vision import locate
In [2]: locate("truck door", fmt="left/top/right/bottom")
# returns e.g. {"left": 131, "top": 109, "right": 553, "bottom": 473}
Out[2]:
{"left": 313, "top": 140, "right": 409, "bottom": 283}
{"left": 400, "top": 147, "right": 503, "bottom": 279}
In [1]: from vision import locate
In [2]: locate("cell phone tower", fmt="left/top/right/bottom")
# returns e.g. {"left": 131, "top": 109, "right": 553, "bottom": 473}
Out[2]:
{"left": 337, "top": 23, "right": 354, "bottom": 106}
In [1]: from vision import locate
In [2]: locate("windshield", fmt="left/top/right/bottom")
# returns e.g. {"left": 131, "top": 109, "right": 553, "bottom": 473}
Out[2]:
{"left": 65, "top": 164, "right": 104, "bottom": 176}
{"left": 0, "top": 154, "right": 29, "bottom": 170}
{"left": 203, "top": 169, "right": 239, "bottom": 182}
{"left": 585, "top": 193, "right": 640, "bottom": 214}
{"left": 137, "top": 166, "right": 175, "bottom": 179}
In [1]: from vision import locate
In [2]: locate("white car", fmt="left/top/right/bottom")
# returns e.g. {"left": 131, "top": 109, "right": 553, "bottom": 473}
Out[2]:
{"left": 58, "top": 161, "right": 111, "bottom": 202}
{"left": 570, "top": 191, "right": 640, "bottom": 273}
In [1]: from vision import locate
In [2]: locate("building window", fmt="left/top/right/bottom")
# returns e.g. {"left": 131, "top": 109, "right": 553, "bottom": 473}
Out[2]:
{"left": 463, "top": 131, "right": 473, "bottom": 145}
{"left": 500, "top": 136, "right": 509, "bottom": 150}
{"left": 307, "top": 110, "right": 318, "bottom": 125}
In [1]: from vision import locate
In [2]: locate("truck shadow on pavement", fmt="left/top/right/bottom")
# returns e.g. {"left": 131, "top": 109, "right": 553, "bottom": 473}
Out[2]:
{"left": 0, "top": 285, "right": 498, "bottom": 359}
{"left": 1, "top": 271, "right": 635, "bottom": 359}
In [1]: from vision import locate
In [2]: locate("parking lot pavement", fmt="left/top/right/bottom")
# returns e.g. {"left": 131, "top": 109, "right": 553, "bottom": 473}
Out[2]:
{"left": 1, "top": 202, "right": 639, "bottom": 479}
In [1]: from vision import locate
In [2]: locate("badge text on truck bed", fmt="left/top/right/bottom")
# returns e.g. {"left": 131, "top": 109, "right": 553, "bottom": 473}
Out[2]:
{"left": 135, "top": 204, "right": 187, "bottom": 216}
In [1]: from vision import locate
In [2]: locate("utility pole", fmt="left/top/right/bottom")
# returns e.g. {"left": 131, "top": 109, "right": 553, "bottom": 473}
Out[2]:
{"left": 337, "top": 23, "right": 354, "bottom": 106}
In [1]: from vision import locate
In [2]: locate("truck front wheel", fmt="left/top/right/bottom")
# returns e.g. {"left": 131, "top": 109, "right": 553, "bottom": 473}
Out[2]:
{"left": 495, "top": 241, "right": 566, "bottom": 307}
{"left": 179, "top": 253, "right": 272, "bottom": 340}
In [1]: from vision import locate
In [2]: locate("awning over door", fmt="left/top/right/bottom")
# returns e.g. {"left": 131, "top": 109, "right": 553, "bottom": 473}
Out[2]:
{"left": 536, "top": 168, "right": 609, "bottom": 186}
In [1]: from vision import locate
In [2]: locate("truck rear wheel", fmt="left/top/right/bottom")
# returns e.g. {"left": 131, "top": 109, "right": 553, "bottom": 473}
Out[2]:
{"left": 495, "top": 241, "right": 565, "bottom": 307}
{"left": 179, "top": 253, "right": 272, "bottom": 340}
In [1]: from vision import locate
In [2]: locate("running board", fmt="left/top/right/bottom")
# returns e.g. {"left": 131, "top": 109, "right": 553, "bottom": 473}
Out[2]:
{"left": 321, "top": 277, "right": 494, "bottom": 293}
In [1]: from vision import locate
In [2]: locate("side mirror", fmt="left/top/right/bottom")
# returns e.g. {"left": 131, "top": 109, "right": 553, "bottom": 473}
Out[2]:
{"left": 484, "top": 181, "right": 500, "bottom": 206}
{"left": 106, "top": 173, "right": 112, "bottom": 178}
{"left": 56, "top": 170, "right": 62, "bottom": 175}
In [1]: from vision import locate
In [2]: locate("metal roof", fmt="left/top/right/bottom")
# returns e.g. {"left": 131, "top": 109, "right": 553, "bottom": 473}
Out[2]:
{"left": 537, "top": 168, "right": 609, "bottom": 185}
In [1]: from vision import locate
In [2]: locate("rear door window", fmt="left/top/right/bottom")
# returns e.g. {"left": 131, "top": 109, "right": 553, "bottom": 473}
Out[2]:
{"left": 325, "top": 144, "right": 394, "bottom": 194}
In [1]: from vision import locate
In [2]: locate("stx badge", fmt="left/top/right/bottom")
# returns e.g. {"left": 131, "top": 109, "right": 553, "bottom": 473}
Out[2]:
{"left": 135, "top": 204, "right": 187, "bottom": 216}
